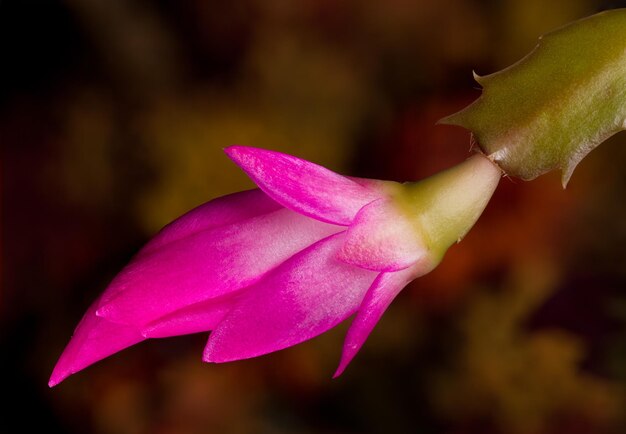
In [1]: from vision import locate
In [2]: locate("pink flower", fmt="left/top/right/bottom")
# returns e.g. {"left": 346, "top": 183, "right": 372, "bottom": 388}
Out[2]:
{"left": 49, "top": 146, "right": 501, "bottom": 387}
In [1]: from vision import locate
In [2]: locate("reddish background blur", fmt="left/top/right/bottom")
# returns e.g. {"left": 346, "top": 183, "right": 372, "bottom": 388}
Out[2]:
{"left": 3, "top": 1, "right": 626, "bottom": 433}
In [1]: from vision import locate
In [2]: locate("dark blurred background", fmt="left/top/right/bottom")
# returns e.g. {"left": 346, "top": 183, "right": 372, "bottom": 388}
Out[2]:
{"left": 4, "top": 1, "right": 626, "bottom": 433}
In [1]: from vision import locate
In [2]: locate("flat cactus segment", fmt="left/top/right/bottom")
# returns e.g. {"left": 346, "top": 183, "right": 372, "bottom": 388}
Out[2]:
{"left": 441, "top": 9, "right": 626, "bottom": 186}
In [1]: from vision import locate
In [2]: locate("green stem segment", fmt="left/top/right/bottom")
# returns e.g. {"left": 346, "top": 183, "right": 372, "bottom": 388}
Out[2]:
{"left": 440, "top": 9, "right": 626, "bottom": 187}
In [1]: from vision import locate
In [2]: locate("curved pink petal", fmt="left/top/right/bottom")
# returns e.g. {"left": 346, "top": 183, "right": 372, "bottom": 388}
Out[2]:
{"left": 51, "top": 290, "right": 243, "bottom": 386}
{"left": 203, "top": 232, "right": 378, "bottom": 362}
{"left": 334, "top": 266, "right": 419, "bottom": 377}
{"left": 49, "top": 298, "right": 145, "bottom": 387}
{"left": 225, "top": 146, "right": 380, "bottom": 225}
{"left": 98, "top": 209, "right": 342, "bottom": 329}
{"left": 141, "top": 188, "right": 281, "bottom": 255}
{"left": 337, "top": 198, "right": 426, "bottom": 271}
{"left": 142, "top": 294, "right": 237, "bottom": 338}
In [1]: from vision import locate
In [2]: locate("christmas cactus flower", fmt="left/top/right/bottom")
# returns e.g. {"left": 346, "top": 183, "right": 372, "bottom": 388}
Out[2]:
{"left": 49, "top": 146, "right": 501, "bottom": 386}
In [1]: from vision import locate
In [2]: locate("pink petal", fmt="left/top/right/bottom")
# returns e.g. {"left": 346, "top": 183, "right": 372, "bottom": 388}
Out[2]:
{"left": 334, "top": 266, "right": 419, "bottom": 377}
{"left": 337, "top": 198, "right": 426, "bottom": 271}
{"left": 225, "top": 146, "right": 380, "bottom": 225}
{"left": 142, "top": 188, "right": 281, "bottom": 255}
{"left": 203, "top": 232, "right": 378, "bottom": 362}
{"left": 142, "top": 294, "right": 237, "bottom": 338}
{"left": 97, "top": 209, "right": 342, "bottom": 329}
{"left": 51, "top": 288, "right": 243, "bottom": 386}
{"left": 348, "top": 176, "right": 390, "bottom": 190}
{"left": 49, "top": 298, "right": 145, "bottom": 387}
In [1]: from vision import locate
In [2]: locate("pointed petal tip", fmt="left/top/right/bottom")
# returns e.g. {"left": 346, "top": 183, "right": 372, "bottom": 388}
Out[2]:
{"left": 48, "top": 372, "right": 65, "bottom": 388}
{"left": 223, "top": 145, "right": 381, "bottom": 225}
{"left": 223, "top": 145, "right": 266, "bottom": 164}
{"left": 48, "top": 354, "right": 77, "bottom": 388}
{"left": 201, "top": 347, "right": 218, "bottom": 363}
{"left": 223, "top": 144, "right": 246, "bottom": 158}
{"left": 334, "top": 269, "right": 416, "bottom": 380}
{"left": 224, "top": 145, "right": 285, "bottom": 175}
{"left": 201, "top": 340, "right": 249, "bottom": 364}
{"left": 202, "top": 337, "right": 230, "bottom": 363}
{"left": 332, "top": 350, "right": 355, "bottom": 379}
{"left": 48, "top": 299, "right": 147, "bottom": 389}
{"left": 202, "top": 328, "right": 293, "bottom": 364}
{"left": 48, "top": 368, "right": 72, "bottom": 388}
